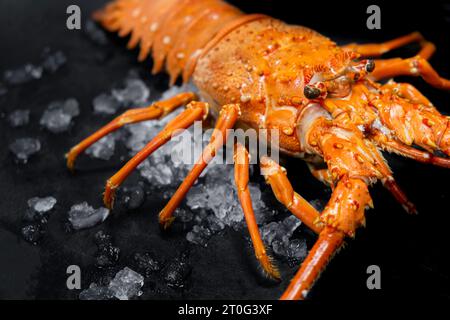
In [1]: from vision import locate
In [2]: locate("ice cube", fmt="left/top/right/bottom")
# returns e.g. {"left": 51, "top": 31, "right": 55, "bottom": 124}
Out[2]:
{"left": 133, "top": 252, "right": 161, "bottom": 277}
{"left": 186, "top": 185, "right": 207, "bottom": 210}
{"left": 205, "top": 214, "right": 226, "bottom": 233}
{"left": 174, "top": 208, "right": 194, "bottom": 223}
{"left": 108, "top": 267, "right": 144, "bottom": 300}
{"left": 61, "top": 98, "right": 80, "bottom": 116}
{"left": 272, "top": 239, "right": 287, "bottom": 256}
{"left": 117, "top": 185, "right": 146, "bottom": 210}
{"left": 272, "top": 238, "right": 307, "bottom": 263}
{"left": 21, "top": 224, "right": 44, "bottom": 244}
{"left": 68, "top": 202, "right": 110, "bottom": 230}
{"left": 94, "top": 230, "right": 120, "bottom": 268}
{"left": 41, "top": 109, "right": 71, "bottom": 133}
{"left": 112, "top": 79, "right": 150, "bottom": 107}
{"left": 94, "top": 230, "right": 113, "bottom": 247}
{"left": 125, "top": 122, "right": 154, "bottom": 152}
{"left": 40, "top": 98, "right": 80, "bottom": 133}
{"left": 8, "top": 109, "right": 30, "bottom": 127}
{"left": 210, "top": 184, "right": 242, "bottom": 226}
{"left": 194, "top": 212, "right": 206, "bottom": 225}
{"left": 286, "top": 239, "right": 307, "bottom": 260}
{"left": 163, "top": 257, "right": 191, "bottom": 289}
{"left": 261, "top": 215, "right": 304, "bottom": 260}
{"left": 186, "top": 225, "right": 212, "bottom": 247}
{"left": 282, "top": 215, "right": 302, "bottom": 238}
{"left": 138, "top": 160, "right": 174, "bottom": 186}
{"left": 260, "top": 222, "right": 280, "bottom": 245}
{"left": 96, "top": 247, "right": 120, "bottom": 269}
{"left": 93, "top": 93, "right": 121, "bottom": 115}
{"left": 154, "top": 163, "right": 174, "bottom": 185}
{"left": 261, "top": 216, "right": 301, "bottom": 245}
{"left": 9, "top": 138, "right": 41, "bottom": 163}
{"left": 79, "top": 283, "right": 114, "bottom": 300}
{"left": 3, "top": 64, "right": 43, "bottom": 85}
{"left": 41, "top": 50, "right": 67, "bottom": 73}
{"left": 27, "top": 196, "right": 57, "bottom": 213}
{"left": 86, "top": 135, "right": 115, "bottom": 160}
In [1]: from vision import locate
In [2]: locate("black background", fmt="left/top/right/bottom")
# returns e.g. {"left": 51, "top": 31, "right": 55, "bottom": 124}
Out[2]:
{"left": 0, "top": 0, "right": 449, "bottom": 301}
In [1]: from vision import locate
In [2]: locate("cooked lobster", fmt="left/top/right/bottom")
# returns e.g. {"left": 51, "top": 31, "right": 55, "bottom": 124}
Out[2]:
{"left": 66, "top": 0, "right": 450, "bottom": 300}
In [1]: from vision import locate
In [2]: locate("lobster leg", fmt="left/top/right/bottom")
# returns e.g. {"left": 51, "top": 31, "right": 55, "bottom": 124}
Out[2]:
{"left": 370, "top": 131, "right": 450, "bottom": 169}
{"left": 378, "top": 81, "right": 433, "bottom": 106}
{"left": 382, "top": 177, "right": 417, "bottom": 214}
{"left": 158, "top": 104, "right": 240, "bottom": 228}
{"left": 280, "top": 226, "right": 345, "bottom": 300}
{"left": 306, "top": 162, "right": 333, "bottom": 186}
{"left": 260, "top": 157, "right": 323, "bottom": 234}
{"left": 343, "top": 32, "right": 435, "bottom": 59}
{"left": 280, "top": 176, "right": 372, "bottom": 300}
{"left": 234, "top": 143, "right": 281, "bottom": 280}
{"left": 66, "top": 92, "right": 196, "bottom": 171}
{"left": 103, "top": 101, "right": 209, "bottom": 209}
{"left": 371, "top": 56, "right": 450, "bottom": 89}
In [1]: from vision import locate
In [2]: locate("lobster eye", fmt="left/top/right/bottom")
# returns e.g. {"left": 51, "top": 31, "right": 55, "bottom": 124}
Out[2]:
{"left": 365, "top": 59, "right": 375, "bottom": 73}
{"left": 304, "top": 85, "right": 321, "bottom": 99}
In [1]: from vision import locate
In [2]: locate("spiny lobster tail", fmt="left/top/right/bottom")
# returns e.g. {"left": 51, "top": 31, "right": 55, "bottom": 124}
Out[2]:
{"left": 93, "top": 0, "right": 246, "bottom": 85}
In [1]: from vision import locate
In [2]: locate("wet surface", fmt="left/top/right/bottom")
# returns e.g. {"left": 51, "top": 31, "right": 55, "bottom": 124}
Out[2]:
{"left": 0, "top": 0, "right": 449, "bottom": 300}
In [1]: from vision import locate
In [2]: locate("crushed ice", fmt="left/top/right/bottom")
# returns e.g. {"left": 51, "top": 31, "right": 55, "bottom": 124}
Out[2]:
{"left": 112, "top": 78, "right": 150, "bottom": 107}
{"left": 27, "top": 196, "right": 57, "bottom": 216}
{"left": 3, "top": 64, "right": 43, "bottom": 85}
{"left": 108, "top": 267, "right": 144, "bottom": 300}
{"left": 79, "top": 267, "right": 144, "bottom": 300}
{"left": 79, "top": 283, "right": 114, "bottom": 300}
{"left": 133, "top": 252, "right": 161, "bottom": 277}
{"left": 86, "top": 135, "right": 116, "bottom": 160}
{"left": 116, "top": 185, "right": 146, "bottom": 211}
{"left": 92, "top": 70, "right": 151, "bottom": 117}
{"left": 93, "top": 93, "right": 121, "bottom": 115}
{"left": 40, "top": 98, "right": 80, "bottom": 133}
{"left": 163, "top": 254, "right": 191, "bottom": 289}
{"left": 8, "top": 109, "right": 30, "bottom": 127}
{"left": 21, "top": 224, "right": 45, "bottom": 245}
{"left": 94, "top": 230, "right": 120, "bottom": 268}
{"left": 94, "top": 82, "right": 308, "bottom": 258}
{"left": 22, "top": 196, "right": 57, "bottom": 244}
{"left": 57, "top": 77, "right": 307, "bottom": 263}
{"left": 68, "top": 202, "right": 110, "bottom": 230}
{"left": 3, "top": 48, "right": 66, "bottom": 86}
{"left": 40, "top": 48, "right": 67, "bottom": 74}
{"left": 261, "top": 216, "right": 307, "bottom": 262}
{"left": 9, "top": 137, "right": 41, "bottom": 163}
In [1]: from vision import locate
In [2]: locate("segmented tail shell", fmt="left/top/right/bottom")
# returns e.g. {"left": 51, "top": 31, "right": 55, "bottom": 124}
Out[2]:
{"left": 93, "top": 0, "right": 245, "bottom": 84}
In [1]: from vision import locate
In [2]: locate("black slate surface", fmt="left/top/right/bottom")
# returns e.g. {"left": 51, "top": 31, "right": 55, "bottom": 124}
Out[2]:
{"left": 0, "top": 0, "right": 449, "bottom": 300}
